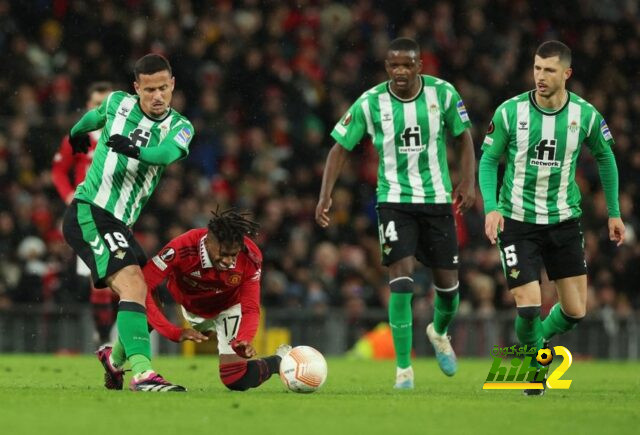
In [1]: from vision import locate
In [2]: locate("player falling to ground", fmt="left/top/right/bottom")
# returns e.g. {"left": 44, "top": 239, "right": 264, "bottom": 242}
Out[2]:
{"left": 316, "top": 38, "right": 476, "bottom": 389}
{"left": 62, "top": 54, "right": 195, "bottom": 392}
{"left": 479, "top": 41, "right": 625, "bottom": 396}
{"left": 52, "top": 81, "right": 120, "bottom": 347}
{"left": 98, "top": 208, "right": 289, "bottom": 391}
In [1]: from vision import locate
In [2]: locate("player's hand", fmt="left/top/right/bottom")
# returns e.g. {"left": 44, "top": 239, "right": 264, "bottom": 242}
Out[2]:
{"left": 453, "top": 179, "right": 475, "bottom": 215}
{"left": 485, "top": 210, "right": 504, "bottom": 245}
{"left": 230, "top": 340, "right": 257, "bottom": 359}
{"left": 315, "top": 197, "right": 332, "bottom": 228}
{"left": 179, "top": 328, "right": 209, "bottom": 343}
{"left": 106, "top": 134, "right": 140, "bottom": 159}
{"left": 608, "top": 217, "right": 625, "bottom": 247}
{"left": 69, "top": 133, "right": 91, "bottom": 154}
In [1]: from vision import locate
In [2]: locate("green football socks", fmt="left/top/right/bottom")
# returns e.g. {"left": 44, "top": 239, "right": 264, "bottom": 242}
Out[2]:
{"left": 117, "top": 301, "right": 153, "bottom": 375}
{"left": 433, "top": 284, "right": 460, "bottom": 335}
{"left": 389, "top": 278, "right": 414, "bottom": 369}
{"left": 542, "top": 303, "right": 581, "bottom": 341}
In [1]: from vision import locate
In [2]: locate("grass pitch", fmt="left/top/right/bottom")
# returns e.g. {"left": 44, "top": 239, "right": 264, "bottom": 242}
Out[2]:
{"left": 0, "top": 355, "right": 638, "bottom": 435}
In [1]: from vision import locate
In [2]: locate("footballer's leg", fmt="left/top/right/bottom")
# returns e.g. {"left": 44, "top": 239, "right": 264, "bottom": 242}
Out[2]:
{"left": 542, "top": 220, "right": 588, "bottom": 341}
{"left": 378, "top": 205, "right": 418, "bottom": 389}
{"left": 542, "top": 276, "right": 586, "bottom": 340}
{"left": 421, "top": 210, "right": 460, "bottom": 377}
{"left": 213, "top": 305, "right": 288, "bottom": 391}
{"left": 427, "top": 269, "right": 459, "bottom": 377}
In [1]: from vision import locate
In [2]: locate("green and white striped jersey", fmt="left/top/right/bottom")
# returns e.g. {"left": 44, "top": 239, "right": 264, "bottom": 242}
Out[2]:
{"left": 331, "top": 75, "right": 471, "bottom": 204}
{"left": 75, "top": 91, "right": 194, "bottom": 225}
{"left": 481, "top": 90, "right": 614, "bottom": 224}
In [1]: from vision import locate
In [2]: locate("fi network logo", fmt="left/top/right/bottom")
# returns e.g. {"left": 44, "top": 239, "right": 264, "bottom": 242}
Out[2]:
{"left": 482, "top": 345, "right": 573, "bottom": 390}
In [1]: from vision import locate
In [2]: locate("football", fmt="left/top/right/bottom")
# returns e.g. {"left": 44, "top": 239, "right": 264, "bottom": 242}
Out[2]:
{"left": 536, "top": 348, "right": 553, "bottom": 366}
{"left": 279, "top": 345, "right": 328, "bottom": 393}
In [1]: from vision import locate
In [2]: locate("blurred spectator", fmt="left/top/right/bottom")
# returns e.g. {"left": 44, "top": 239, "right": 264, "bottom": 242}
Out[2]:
{"left": 0, "top": 0, "right": 638, "bottom": 328}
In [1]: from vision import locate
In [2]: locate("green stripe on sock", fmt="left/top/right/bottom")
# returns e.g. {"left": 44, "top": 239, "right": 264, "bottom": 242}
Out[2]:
{"left": 389, "top": 292, "right": 413, "bottom": 369}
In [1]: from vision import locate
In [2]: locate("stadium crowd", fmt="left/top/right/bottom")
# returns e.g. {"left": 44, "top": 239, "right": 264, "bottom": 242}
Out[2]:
{"left": 0, "top": 0, "right": 639, "bottom": 338}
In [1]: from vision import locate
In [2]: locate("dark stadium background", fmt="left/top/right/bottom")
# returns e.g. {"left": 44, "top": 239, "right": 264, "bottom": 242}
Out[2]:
{"left": 0, "top": 0, "right": 638, "bottom": 357}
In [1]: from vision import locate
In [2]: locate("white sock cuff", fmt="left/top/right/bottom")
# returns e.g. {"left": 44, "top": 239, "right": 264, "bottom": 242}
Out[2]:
{"left": 434, "top": 282, "right": 459, "bottom": 292}
{"left": 389, "top": 276, "right": 414, "bottom": 284}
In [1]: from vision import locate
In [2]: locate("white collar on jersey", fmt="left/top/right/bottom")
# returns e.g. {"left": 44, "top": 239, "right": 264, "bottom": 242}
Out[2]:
{"left": 199, "top": 235, "right": 213, "bottom": 269}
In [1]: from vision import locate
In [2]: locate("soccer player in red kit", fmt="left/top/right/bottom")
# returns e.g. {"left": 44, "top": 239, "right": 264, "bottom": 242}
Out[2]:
{"left": 96, "top": 208, "right": 289, "bottom": 391}
{"left": 52, "top": 82, "right": 119, "bottom": 346}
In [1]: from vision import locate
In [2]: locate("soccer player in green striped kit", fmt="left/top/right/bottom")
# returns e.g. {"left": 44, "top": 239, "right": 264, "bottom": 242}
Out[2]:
{"left": 479, "top": 41, "right": 625, "bottom": 396}
{"left": 316, "top": 38, "right": 476, "bottom": 388}
{"left": 62, "top": 54, "right": 194, "bottom": 392}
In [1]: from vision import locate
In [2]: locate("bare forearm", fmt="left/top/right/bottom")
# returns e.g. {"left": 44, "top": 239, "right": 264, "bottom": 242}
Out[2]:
{"left": 319, "top": 143, "right": 349, "bottom": 200}
{"left": 457, "top": 130, "right": 476, "bottom": 184}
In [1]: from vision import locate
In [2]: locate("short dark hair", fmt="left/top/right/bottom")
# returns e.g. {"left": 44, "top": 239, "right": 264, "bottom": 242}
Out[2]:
{"left": 388, "top": 37, "right": 420, "bottom": 54}
{"left": 86, "top": 81, "right": 112, "bottom": 99}
{"left": 208, "top": 207, "right": 260, "bottom": 247}
{"left": 133, "top": 54, "right": 172, "bottom": 80}
{"left": 535, "top": 40, "right": 572, "bottom": 66}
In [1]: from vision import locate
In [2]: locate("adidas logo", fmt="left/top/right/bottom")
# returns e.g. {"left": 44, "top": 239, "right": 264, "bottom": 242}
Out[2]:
{"left": 190, "top": 270, "right": 201, "bottom": 278}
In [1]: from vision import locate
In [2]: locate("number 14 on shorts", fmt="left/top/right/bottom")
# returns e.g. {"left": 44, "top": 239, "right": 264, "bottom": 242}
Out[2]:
{"left": 379, "top": 221, "right": 399, "bottom": 243}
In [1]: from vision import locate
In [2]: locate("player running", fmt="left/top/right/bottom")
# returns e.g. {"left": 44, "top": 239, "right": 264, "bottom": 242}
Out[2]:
{"left": 99, "top": 208, "right": 289, "bottom": 391}
{"left": 63, "top": 54, "right": 194, "bottom": 392}
{"left": 316, "top": 38, "right": 476, "bottom": 389}
{"left": 52, "top": 81, "right": 119, "bottom": 347}
{"left": 479, "top": 41, "right": 625, "bottom": 396}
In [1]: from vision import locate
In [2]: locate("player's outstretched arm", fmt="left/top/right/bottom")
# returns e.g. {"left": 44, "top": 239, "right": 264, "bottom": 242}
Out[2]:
{"left": 316, "top": 143, "right": 349, "bottom": 228}
{"left": 69, "top": 103, "right": 107, "bottom": 154}
{"left": 452, "top": 129, "right": 476, "bottom": 214}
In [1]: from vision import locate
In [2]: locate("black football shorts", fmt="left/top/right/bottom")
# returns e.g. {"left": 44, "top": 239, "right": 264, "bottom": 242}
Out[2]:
{"left": 497, "top": 217, "right": 586, "bottom": 289}
{"left": 62, "top": 200, "right": 147, "bottom": 288}
{"left": 376, "top": 202, "right": 459, "bottom": 269}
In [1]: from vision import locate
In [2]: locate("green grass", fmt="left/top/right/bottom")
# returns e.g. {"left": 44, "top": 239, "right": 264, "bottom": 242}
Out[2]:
{"left": 0, "top": 355, "right": 639, "bottom": 435}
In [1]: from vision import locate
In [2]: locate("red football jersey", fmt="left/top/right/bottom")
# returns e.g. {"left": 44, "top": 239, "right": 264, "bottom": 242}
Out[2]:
{"left": 51, "top": 131, "right": 99, "bottom": 202}
{"left": 144, "top": 228, "right": 262, "bottom": 343}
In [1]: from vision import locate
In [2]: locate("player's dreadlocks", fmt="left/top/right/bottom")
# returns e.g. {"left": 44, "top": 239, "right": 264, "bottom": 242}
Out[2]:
{"left": 207, "top": 207, "right": 260, "bottom": 246}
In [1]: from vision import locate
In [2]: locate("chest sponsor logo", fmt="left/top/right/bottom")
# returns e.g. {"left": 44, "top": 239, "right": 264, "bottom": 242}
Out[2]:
{"left": 530, "top": 139, "right": 560, "bottom": 168}
{"left": 129, "top": 128, "right": 151, "bottom": 147}
{"left": 399, "top": 126, "right": 426, "bottom": 154}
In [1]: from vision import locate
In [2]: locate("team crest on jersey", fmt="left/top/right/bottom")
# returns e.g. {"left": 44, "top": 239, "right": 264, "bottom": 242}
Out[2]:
{"left": 600, "top": 119, "right": 612, "bottom": 141}
{"left": 174, "top": 127, "right": 192, "bottom": 146}
{"left": 342, "top": 112, "right": 352, "bottom": 126}
{"left": 226, "top": 273, "right": 242, "bottom": 286}
{"left": 429, "top": 104, "right": 439, "bottom": 114}
{"left": 456, "top": 100, "right": 469, "bottom": 122}
{"left": 160, "top": 247, "right": 175, "bottom": 262}
{"left": 568, "top": 120, "right": 579, "bottom": 133}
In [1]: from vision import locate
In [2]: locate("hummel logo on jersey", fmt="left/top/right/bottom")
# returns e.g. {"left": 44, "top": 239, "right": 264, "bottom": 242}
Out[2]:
{"left": 518, "top": 121, "right": 528, "bottom": 130}
{"left": 383, "top": 113, "right": 392, "bottom": 122}
{"left": 190, "top": 270, "right": 201, "bottom": 278}
{"left": 453, "top": 255, "right": 459, "bottom": 264}
{"left": 530, "top": 138, "right": 560, "bottom": 168}
{"left": 118, "top": 107, "right": 130, "bottom": 117}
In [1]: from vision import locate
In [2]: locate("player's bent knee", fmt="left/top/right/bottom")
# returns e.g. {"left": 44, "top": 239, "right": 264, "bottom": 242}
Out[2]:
{"left": 561, "top": 305, "right": 586, "bottom": 322}
{"left": 517, "top": 306, "right": 540, "bottom": 319}
{"left": 220, "top": 360, "right": 250, "bottom": 391}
